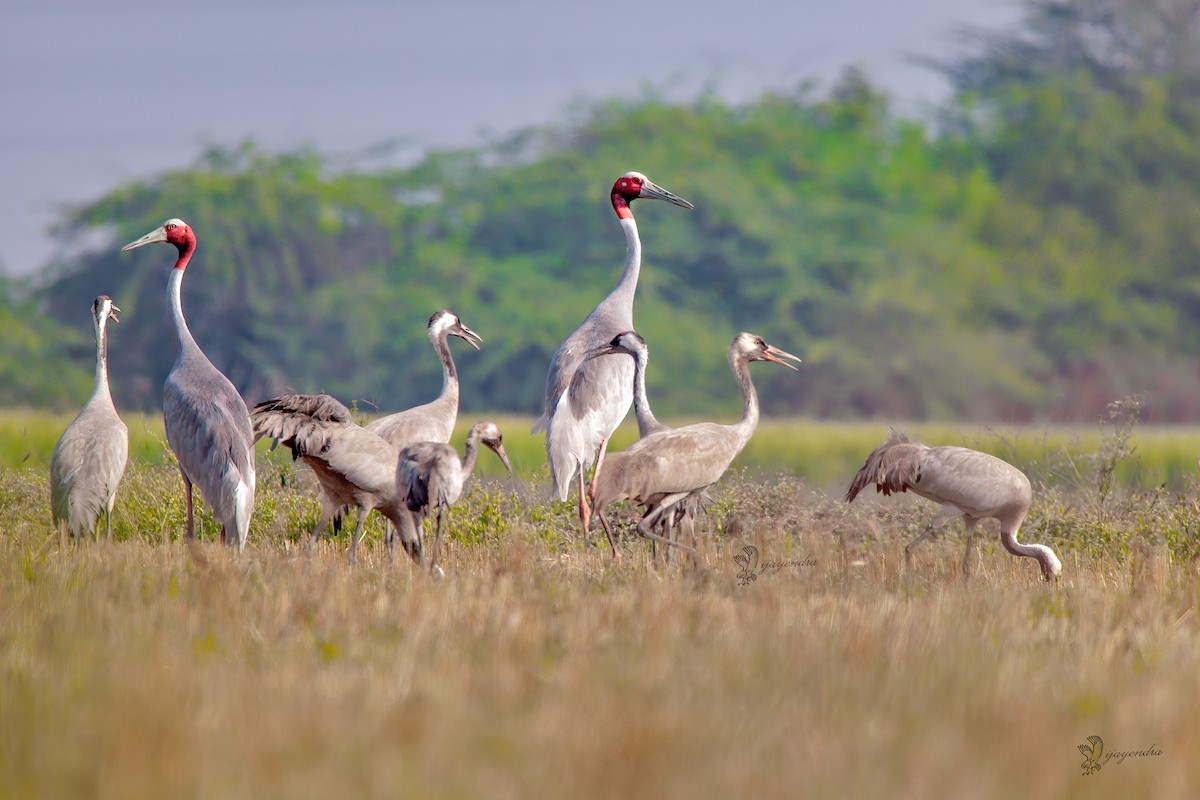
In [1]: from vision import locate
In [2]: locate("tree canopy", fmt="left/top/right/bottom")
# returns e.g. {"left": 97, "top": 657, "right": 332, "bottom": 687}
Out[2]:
{"left": 12, "top": 0, "right": 1200, "bottom": 423}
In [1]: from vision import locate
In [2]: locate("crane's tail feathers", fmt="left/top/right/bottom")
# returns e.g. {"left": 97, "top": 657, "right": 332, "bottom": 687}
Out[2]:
{"left": 531, "top": 414, "right": 549, "bottom": 435}
{"left": 251, "top": 394, "right": 355, "bottom": 460}
{"left": 845, "top": 431, "right": 919, "bottom": 503}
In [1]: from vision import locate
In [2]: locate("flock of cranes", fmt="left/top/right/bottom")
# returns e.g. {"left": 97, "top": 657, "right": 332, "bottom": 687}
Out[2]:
{"left": 47, "top": 171, "right": 1063, "bottom": 581}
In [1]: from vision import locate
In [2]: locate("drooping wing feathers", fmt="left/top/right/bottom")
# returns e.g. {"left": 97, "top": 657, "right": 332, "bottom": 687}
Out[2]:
{"left": 844, "top": 432, "right": 925, "bottom": 502}
{"left": 251, "top": 393, "right": 355, "bottom": 460}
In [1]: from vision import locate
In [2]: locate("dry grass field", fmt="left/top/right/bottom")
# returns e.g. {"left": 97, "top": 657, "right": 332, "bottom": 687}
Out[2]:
{"left": 3, "top": 420, "right": 1200, "bottom": 799}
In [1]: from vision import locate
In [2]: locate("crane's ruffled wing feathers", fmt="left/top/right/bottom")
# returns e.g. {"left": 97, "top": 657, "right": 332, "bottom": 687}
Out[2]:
{"left": 251, "top": 393, "right": 354, "bottom": 460}
{"left": 845, "top": 433, "right": 927, "bottom": 502}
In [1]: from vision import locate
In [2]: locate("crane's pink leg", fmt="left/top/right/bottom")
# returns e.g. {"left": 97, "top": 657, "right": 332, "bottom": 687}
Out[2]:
{"left": 577, "top": 467, "right": 592, "bottom": 535}
{"left": 586, "top": 435, "right": 611, "bottom": 504}
{"left": 181, "top": 469, "right": 195, "bottom": 542}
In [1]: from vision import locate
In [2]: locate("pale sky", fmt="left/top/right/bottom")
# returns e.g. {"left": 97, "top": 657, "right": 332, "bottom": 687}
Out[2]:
{"left": 0, "top": 0, "right": 1022, "bottom": 277}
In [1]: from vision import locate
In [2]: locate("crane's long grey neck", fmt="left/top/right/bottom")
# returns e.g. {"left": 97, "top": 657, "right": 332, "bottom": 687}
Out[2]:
{"left": 730, "top": 354, "right": 760, "bottom": 446}
{"left": 631, "top": 347, "right": 660, "bottom": 437}
{"left": 91, "top": 312, "right": 112, "bottom": 402}
{"left": 604, "top": 216, "right": 642, "bottom": 314}
{"left": 459, "top": 435, "right": 481, "bottom": 480}
{"left": 167, "top": 266, "right": 202, "bottom": 357}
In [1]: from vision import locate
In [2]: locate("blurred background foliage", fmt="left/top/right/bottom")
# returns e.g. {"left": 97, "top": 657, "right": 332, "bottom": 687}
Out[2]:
{"left": 7, "top": 0, "right": 1200, "bottom": 423}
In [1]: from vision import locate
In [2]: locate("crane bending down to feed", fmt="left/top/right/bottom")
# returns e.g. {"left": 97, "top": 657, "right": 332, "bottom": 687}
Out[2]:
{"left": 588, "top": 332, "right": 801, "bottom": 559}
{"left": 252, "top": 393, "right": 431, "bottom": 567}
{"left": 845, "top": 432, "right": 1062, "bottom": 581}
{"left": 49, "top": 296, "right": 129, "bottom": 540}
{"left": 392, "top": 421, "right": 513, "bottom": 571}
{"left": 584, "top": 330, "right": 705, "bottom": 559}
{"left": 122, "top": 219, "right": 255, "bottom": 548}
{"left": 534, "top": 172, "right": 693, "bottom": 535}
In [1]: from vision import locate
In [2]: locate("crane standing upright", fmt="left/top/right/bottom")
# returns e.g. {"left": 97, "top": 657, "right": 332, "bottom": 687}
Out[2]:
{"left": 122, "top": 219, "right": 256, "bottom": 548}
{"left": 50, "top": 295, "right": 129, "bottom": 540}
{"left": 534, "top": 172, "right": 693, "bottom": 534}
{"left": 588, "top": 332, "right": 801, "bottom": 558}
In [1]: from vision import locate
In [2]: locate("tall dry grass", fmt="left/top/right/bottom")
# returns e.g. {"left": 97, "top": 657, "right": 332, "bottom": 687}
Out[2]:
{"left": 2, "top": 457, "right": 1199, "bottom": 798}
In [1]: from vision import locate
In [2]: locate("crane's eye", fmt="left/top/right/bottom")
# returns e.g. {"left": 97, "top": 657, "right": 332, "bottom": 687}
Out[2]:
{"left": 167, "top": 224, "right": 176, "bottom": 230}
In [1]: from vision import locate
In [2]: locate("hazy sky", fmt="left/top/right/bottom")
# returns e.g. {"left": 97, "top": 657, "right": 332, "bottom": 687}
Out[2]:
{"left": 0, "top": 0, "right": 1022, "bottom": 277}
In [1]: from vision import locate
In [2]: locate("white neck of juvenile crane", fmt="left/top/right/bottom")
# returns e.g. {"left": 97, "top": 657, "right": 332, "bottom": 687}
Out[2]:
{"left": 167, "top": 265, "right": 202, "bottom": 357}
{"left": 1001, "top": 529, "right": 1062, "bottom": 579}
{"left": 605, "top": 216, "right": 642, "bottom": 315}
{"left": 90, "top": 309, "right": 113, "bottom": 404}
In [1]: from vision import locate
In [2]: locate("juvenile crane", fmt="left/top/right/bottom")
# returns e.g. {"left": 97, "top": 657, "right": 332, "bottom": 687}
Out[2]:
{"left": 49, "top": 295, "right": 129, "bottom": 540}
{"left": 534, "top": 172, "right": 693, "bottom": 534}
{"left": 584, "top": 330, "right": 704, "bottom": 557}
{"left": 845, "top": 432, "right": 1062, "bottom": 581}
{"left": 366, "top": 310, "right": 481, "bottom": 447}
{"left": 122, "top": 219, "right": 255, "bottom": 548}
{"left": 392, "top": 421, "right": 513, "bottom": 571}
{"left": 589, "top": 332, "right": 801, "bottom": 558}
{"left": 252, "top": 393, "right": 427, "bottom": 566}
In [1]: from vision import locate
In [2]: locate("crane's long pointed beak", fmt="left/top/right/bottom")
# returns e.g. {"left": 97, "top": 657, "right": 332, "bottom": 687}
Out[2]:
{"left": 584, "top": 343, "right": 622, "bottom": 362}
{"left": 492, "top": 443, "right": 514, "bottom": 474}
{"left": 763, "top": 344, "right": 802, "bottom": 370}
{"left": 640, "top": 180, "right": 694, "bottom": 210}
{"left": 121, "top": 226, "right": 168, "bottom": 251}
{"left": 109, "top": 303, "right": 121, "bottom": 324}
{"left": 455, "top": 324, "right": 483, "bottom": 350}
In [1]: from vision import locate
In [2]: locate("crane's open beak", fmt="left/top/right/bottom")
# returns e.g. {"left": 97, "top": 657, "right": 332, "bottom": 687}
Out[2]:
{"left": 640, "top": 179, "right": 694, "bottom": 210}
{"left": 121, "top": 225, "right": 167, "bottom": 251}
{"left": 109, "top": 303, "right": 121, "bottom": 324}
{"left": 762, "top": 344, "right": 802, "bottom": 370}
{"left": 489, "top": 442, "right": 514, "bottom": 474}
{"left": 454, "top": 323, "right": 483, "bottom": 350}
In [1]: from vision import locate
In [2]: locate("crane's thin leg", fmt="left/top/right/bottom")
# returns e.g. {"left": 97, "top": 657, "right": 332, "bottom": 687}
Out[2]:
{"left": 181, "top": 468, "right": 196, "bottom": 542}
{"left": 305, "top": 503, "right": 338, "bottom": 556}
{"left": 104, "top": 503, "right": 113, "bottom": 542}
{"left": 430, "top": 505, "right": 447, "bottom": 573}
{"left": 961, "top": 518, "right": 979, "bottom": 580}
{"left": 347, "top": 509, "right": 367, "bottom": 564}
{"left": 595, "top": 511, "right": 623, "bottom": 562}
{"left": 577, "top": 466, "right": 592, "bottom": 539}
{"left": 905, "top": 505, "right": 964, "bottom": 576}
{"left": 586, "top": 436, "right": 610, "bottom": 505}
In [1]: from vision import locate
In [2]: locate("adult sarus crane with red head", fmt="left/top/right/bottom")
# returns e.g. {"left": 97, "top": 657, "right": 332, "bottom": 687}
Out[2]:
{"left": 122, "top": 218, "right": 256, "bottom": 548}
{"left": 533, "top": 171, "right": 693, "bottom": 535}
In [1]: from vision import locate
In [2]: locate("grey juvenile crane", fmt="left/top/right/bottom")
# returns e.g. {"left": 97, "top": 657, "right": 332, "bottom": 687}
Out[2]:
{"left": 122, "top": 219, "right": 256, "bottom": 548}
{"left": 49, "top": 295, "right": 129, "bottom": 540}
{"left": 533, "top": 172, "right": 693, "bottom": 534}
{"left": 589, "top": 332, "right": 801, "bottom": 558}
{"left": 845, "top": 432, "right": 1062, "bottom": 581}
{"left": 251, "top": 393, "right": 428, "bottom": 566}
{"left": 392, "top": 421, "right": 513, "bottom": 571}
{"left": 366, "top": 310, "right": 481, "bottom": 447}
{"left": 584, "top": 330, "right": 704, "bottom": 557}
